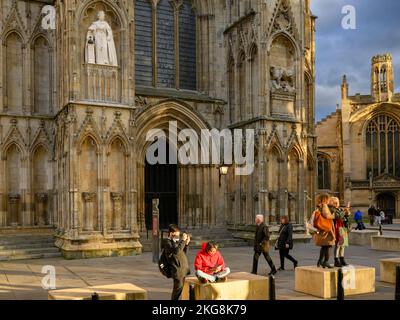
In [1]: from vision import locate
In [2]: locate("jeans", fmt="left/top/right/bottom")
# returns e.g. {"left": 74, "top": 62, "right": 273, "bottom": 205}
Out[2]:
{"left": 252, "top": 251, "right": 276, "bottom": 274}
{"left": 195, "top": 267, "right": 231, "bottom": 283}
{"left": 279, "top": 248, "right": 297, "bottom": 269}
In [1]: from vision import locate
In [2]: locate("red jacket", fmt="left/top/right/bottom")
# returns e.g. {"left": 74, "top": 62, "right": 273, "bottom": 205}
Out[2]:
{"left": 194, "top": 243, "right": 226, "bottom": 275}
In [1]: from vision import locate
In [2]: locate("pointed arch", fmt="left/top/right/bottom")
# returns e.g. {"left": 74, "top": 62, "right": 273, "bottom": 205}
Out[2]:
{"left": 3, "top": 31, "right": 23, "bottom": 114}
{"left": 32, "top": 35, "right": 52, "bottom": 114}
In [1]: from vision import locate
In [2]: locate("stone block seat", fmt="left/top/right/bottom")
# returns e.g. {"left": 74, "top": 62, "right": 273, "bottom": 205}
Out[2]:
{"left": 371, "top": 235, "right": 400, "bottom": 252}
{"left": 380, "top": 258, "right": 400, "bottom": 284}
{"left": 349, "top": 230, "right": 379, "bottom": 246}
{"left": 48, "top": 283, "right": 147, "bottom": 300}
{"left": 181, "top": 272, "right": 270, "bottom": 300}
{"left": 295, "top": 266, "right": 375, "bottom": 299}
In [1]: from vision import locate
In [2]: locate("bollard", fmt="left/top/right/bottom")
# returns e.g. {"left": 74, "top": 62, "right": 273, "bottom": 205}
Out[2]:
{"left": 92, "top": 292, "right": 99, "bottom": 300}
{"left": 189, "top": 284, "right": 195, "bottom": 301}
{"left": 269, "top": 275, "right": 276, "bottom": 300}
{"left": 395, "top": 265, "right": 400, "bottom": 301}
{"left": 337, "top": 268, "right": 345, "bottom": 301}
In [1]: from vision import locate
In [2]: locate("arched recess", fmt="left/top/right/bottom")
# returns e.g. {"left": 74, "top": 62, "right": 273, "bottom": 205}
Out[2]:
{"left": 77, "top": 0, "right": 126, "bottom": 102}
{"left": 249, "top": 44, "right": 259, "bottom": 117}
{"left": 107, "top": 136, "right": 128, "bottom": 231}
{"left": 135, "top": 100, "right": 216, "bottom": 230}
{"left": 287, "top": 147, "right": 301, "bottom": 222}
{"left": 267, "top": 145, "right": 282, "bottom": 223}
{"left": 4, "top": 32, "right": 23, "bottom": 114}
{"left": 78, "top": 135, "right": 100, "bottom": 231}
{"left": 32, "top": 35, "right": 52, "bottom": 114}
{"left": 32, "top": 144, "right": 51, "bottom": 225}
{"left": 227, "top": 55, "right": 235, "bottom": 123}
{"left": 237, "top": 50, "right": 246, "bottom": 121}
{"left": 5, "top": 143, "right": 23, "bottom": 226}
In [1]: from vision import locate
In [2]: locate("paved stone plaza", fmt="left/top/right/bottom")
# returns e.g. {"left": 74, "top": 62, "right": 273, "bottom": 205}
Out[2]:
{"left": 0, "top": 240, "right": 399, "bottom": 300}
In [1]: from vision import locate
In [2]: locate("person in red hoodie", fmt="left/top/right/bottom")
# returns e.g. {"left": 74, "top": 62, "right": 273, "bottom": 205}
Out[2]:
{"left": 194, "top": 241, "right": 231, "bottom": 283}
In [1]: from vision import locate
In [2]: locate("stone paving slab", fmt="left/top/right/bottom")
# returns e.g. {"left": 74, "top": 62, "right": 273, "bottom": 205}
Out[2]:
{"left": 0, "top": 242, "right": 399, "bottom": 300}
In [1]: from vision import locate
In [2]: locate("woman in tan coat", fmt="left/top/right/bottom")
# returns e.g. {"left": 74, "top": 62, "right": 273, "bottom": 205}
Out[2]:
{"left": 313, "top": 193, "right": 336, "bottom": 268}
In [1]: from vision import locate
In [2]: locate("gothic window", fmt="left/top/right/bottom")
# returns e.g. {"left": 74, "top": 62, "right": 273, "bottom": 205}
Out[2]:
{"left": 157, "top": 0, "right": 175, "bottom": 88}
{"left": 135, "top": 0, "right": 153, "bottom": 87}
{"left": 179, "top": 1, "right": 196, "bottom": 90}
{"left": 366, "top": 114, "right": 400, "bottom": 178}
{"left": 238, "top": 51, "right": 246, "bottom": 120}
{"left": 134, "top": 0, "right": 197, "bottom": 90}
{"left": 249, "top": 46, "right": 258, "bottom": 117}
{"left": 317, "top": 154, "right": 330, "bottom": 190}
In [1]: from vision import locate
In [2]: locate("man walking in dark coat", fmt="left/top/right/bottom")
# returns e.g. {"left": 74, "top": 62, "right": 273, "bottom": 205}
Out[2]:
{"left": 251, "top": 214, "right": 277, "bottom": 275}
{"left": 162, "top": 224, "right": 191, "bottom": 300}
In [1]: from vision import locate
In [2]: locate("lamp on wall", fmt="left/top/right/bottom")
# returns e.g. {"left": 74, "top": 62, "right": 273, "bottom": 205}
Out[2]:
{"left": 219, "top": 165, "right": 229, "bottom": 187}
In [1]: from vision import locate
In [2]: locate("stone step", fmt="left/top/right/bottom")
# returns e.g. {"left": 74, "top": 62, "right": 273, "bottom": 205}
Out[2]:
{"left": 0, "top": 246, "right": 60, "bottom": 257}
{"left": 0, "top": 240, "right": 56, "bottom": 250}
{"left": 0, "top": 252, "right": 61, "bottom": 261}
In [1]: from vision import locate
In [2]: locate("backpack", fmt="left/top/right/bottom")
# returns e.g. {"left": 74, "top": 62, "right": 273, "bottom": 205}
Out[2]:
{"left": 158, "top": 249, "right": 172, "bottom": 278}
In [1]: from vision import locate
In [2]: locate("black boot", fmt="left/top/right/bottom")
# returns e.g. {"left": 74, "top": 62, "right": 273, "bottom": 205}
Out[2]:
{"left": 334, "top": 258, "right": 342, "bottom": 267}
{"left": 340, "top": 257, "right": 349, "bottom": 266}
{"left": 317, "top": 259, "right": 323, "bottom": 268}
{"left": 322, "top": 261, "right": 334, "bottom": 269}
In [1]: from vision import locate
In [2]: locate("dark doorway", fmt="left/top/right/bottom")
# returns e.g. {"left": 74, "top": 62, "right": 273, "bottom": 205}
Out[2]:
{"left": 376, "top": 193, "right": 396, "bottom": 221}
{"left": 145, "top": 142, "right": 178, "bottom": 230}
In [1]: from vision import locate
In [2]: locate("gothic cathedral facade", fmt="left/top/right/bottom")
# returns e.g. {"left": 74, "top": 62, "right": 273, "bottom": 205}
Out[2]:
{"left": 0, "top": 0, "right": 316, "bottom": 258}
{"left": 317, "top": 53, "right": 400, "bottom": 220}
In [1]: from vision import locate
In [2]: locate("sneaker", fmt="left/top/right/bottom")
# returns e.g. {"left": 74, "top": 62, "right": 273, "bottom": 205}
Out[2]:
{"left": 293, "top": 261, "right": 298, "bottom": 269}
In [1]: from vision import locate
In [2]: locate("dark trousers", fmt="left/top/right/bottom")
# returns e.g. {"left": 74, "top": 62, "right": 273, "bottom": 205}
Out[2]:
{"left": 171, "top": 277, "right": 185, "bottom": 301}
{"left": 252, "top": 251, "right": 276, "bottom": 274}
{"left": 319, "top": 245, "right": 332, "bottom": 262}
{"left": 279, "top": 248, "right": 297, "bottom": 268}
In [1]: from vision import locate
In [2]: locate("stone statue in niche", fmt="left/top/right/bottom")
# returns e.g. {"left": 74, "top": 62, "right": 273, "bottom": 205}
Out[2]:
{"left": 85, "top": 10, "right": 118, "bottom": 66}
{"left": 270, "top": 66, "right": 295, "bottom": 93}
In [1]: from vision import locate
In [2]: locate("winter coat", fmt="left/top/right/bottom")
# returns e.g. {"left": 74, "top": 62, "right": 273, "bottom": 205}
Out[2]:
{"left": 276, "top": 223, "right": 294, "bottom": 250}
{"left": 254, "top": 222, "right": 270, "bottom": 253}
{"left": 162, "top": 238, "right": 190, "bottom": 279}
{"left": 313, "top": 204, "right": 336, "bottom": 247}
{"left": 194, "top": 243, "right": 226, "bottom": 275}
{"left": 331, "top": 207, "right": 350, "bottom": 247}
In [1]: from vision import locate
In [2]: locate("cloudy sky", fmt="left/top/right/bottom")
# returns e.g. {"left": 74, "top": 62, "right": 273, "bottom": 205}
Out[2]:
{"left": 311, "top": 0, "right": 400, "bottom": 120}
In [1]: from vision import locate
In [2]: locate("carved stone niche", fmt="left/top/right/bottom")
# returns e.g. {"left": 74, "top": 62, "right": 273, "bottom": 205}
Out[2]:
{"left": 81, "top": 3, "right": 121, "bottom": 103}
{"left": 7, "top": 193, "right": 21, "bottom": 227}
{"left": 269, "top": 34, "right": 296, "bottom": 118}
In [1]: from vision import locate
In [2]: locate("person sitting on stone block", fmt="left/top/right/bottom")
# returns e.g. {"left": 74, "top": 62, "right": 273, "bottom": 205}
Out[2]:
{"left": 194, "top": 241, "right": 231, "bottom": 284}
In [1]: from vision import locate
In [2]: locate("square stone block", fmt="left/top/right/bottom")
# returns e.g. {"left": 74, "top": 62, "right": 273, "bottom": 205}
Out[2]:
{"left": 181, "top": 272, "right": 270, "bottom": 300}
{"left": 371, "top": 236, "right": 400, "bottom": 251}
{"left": 48, "top": 283, "right": 147, "bottom": 300}
{"left": 380, "top": 258, "right": 400, "bottom": 284}
{"left": 295, "top": 266, "right": 375, "bottom": 299}
{"left": 349, "top": 230, "right": 380, "bottom": 246}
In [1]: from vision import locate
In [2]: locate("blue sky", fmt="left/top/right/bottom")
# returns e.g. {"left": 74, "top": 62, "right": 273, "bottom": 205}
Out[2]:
{"left": 311, "top": 0, "right": 400, "bottom": 120}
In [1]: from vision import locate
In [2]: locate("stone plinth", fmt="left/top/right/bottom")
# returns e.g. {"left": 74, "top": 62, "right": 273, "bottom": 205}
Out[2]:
{"left": 371, "top": 236, "right": 400, "bottom": 252}
{"left": 295, "top": 266, "right": 375, "bottom": 299}
{"left": 349, "top": 230, "right": 380, "bottom": 246}
{"left": 181, "top": 272, "right": 270, "bottom": 300}
{"left": 54, "top": 233, "right": 142, "bottom": 259}
{"left": 48, "top": 283, "right": 147, "bottom": 300}
{"left": 380, "top": 258, "right": 400, "bottom": 284}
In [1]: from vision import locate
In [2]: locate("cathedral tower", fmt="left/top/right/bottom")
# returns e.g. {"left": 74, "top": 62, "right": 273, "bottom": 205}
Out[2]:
{"left": 371, "top": 53, "right": 394, "bottom": 102}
